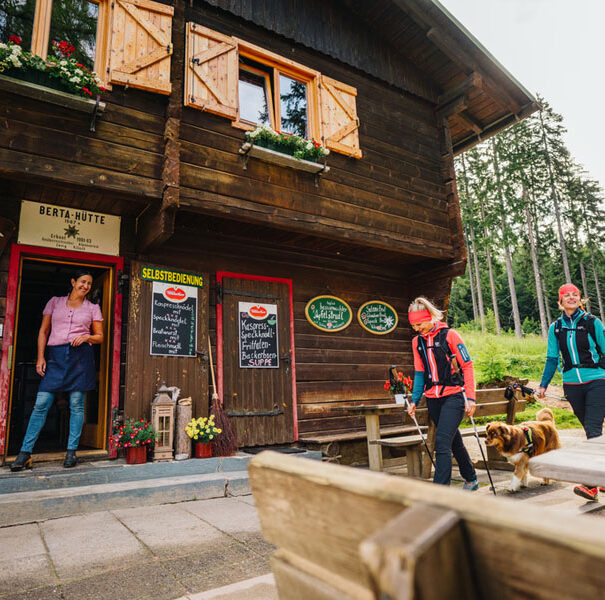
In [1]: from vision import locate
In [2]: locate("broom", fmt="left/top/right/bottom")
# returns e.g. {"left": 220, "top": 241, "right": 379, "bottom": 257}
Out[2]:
{"left": 208, "top": 336, "right": 238, "bottom": 456}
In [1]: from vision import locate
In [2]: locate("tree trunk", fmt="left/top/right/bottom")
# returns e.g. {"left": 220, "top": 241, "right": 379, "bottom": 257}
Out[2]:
{"left": 591, "top": 254, "right": 604, "bottom": 319}
{"left": 523, "top": 188, "right": 548, "bottom": 337}
{"left": 461, "top": 155, "right": 485, "bottom": 331}
{"left": 465, "top": 232, "right": 479, "bottom": 322}
{"left": 580, "top": 262, "right": 591, "bottom": 313}
{"left": 539, "top": 109, "right": 572, "bottom": 283}
{"left": 492, "top": 139, "right": 523, "bottom": 337}
{"left": 479, "top": 202, "right": 501, "bottom": 334}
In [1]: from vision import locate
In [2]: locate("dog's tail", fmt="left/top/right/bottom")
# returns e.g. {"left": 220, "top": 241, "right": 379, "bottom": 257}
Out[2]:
{"left": 536, "top": 407, "right": 555, "bottom": 422}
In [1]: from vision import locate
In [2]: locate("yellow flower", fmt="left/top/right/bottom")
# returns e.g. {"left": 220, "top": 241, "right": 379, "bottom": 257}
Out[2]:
{"left": 209, "top": 435, "right": 214, "bottom": 440}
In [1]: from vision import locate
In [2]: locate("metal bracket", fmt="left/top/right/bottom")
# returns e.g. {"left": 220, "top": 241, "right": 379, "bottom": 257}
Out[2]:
{"left": 117, "top": 270, "right": 129, "bottom": 294}
{"left": 90, "top": 95, "right": 101, "bottom": 133}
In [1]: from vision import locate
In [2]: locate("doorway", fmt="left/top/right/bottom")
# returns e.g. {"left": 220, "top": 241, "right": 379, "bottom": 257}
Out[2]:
{"left": 217, "top": 272, "right": 297, "bottom": 447}
{"left": 4, "top": 255, "right": 115, "bottom": 458}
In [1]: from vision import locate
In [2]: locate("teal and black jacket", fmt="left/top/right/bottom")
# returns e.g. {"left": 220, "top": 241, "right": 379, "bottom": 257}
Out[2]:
{"left": 540, "top": 308, "right": 605, "bottom": 387}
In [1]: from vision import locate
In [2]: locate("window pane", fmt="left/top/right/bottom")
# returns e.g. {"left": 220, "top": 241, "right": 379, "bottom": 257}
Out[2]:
{"left": 48, "top": 0, "right": 98, "bottom": 71}
{"left": 279, "top": 75, "right": 308, "bottom": 138}
{"left": 239, "top": 68, "right": 271, "bottom": 127}
{"left": 0, "top": 0, "right": 35, "bottom": 52}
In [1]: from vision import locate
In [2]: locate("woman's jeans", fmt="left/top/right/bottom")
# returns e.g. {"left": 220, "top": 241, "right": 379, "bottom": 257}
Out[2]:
{"left": 20, "top": 391, "right": 85, "bottom": 453}
{"left": 426, "top": 392, "right": 476, "bottom": 486}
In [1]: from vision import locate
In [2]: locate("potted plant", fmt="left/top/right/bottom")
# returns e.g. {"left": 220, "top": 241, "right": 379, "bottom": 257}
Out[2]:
{"left": 0, "top": 36, "right": 104, "bottom": 99}
{"left": 111, "top": 419, "right": 157, "bottom": 464}
{"left": 185, "top": 415, "right": 222, "bottom": 458}
{"left": 243, "top": 124, "right": 329, "bottom": 162}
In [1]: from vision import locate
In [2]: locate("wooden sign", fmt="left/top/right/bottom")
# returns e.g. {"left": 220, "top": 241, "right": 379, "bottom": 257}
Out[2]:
{"left": 150, "top": 282, "right": 197, "bottom": 356}
{"left": 239, "top": 302, "right": 279, "bottom": 368}
{"left": 357, "top": 301, "right": 398, "bottom": 335}
{"left": 305, "top": 295, "right": 352, "bottom": 332}
{"left": 18, "top": 200, "right": 121, "bottom": 256}
{"left": 141, "top": 265, "right": 204, "bottom": 288}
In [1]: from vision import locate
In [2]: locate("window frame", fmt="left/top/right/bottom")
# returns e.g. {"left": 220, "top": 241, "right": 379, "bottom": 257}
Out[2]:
{"left": 233, "top": 38, "right": 321, "bottom": 142}
{"left": 238, "top": 63, "right": 275, "bottom": 130}
{"left": 29, "top": 0, "right": 110, "bottom": 87}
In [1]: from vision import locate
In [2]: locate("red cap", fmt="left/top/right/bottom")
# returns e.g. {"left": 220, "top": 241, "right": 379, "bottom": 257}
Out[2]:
{"left": 558, "top": 283, "right": 581, "bottom": 301}
{"left": 408, "top": 309, "right": 432, "bottom": 324}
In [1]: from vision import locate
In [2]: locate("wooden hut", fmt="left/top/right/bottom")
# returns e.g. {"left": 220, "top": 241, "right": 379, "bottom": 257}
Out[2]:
{"left": 0, "top": 0, "right": 537, "bottom": 462}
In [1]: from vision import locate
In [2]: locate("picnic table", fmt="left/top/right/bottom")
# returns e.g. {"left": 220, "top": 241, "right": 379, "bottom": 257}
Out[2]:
{"left": 330, "top": 403, "right": 420, "bottom": 472}
{"left": 530, "top": 435, "right": 605, "bottom": 486}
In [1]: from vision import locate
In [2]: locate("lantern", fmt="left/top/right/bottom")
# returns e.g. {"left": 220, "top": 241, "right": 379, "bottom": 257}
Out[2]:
{"left": 151, "top": 383, "right": 176, "bottom": 461}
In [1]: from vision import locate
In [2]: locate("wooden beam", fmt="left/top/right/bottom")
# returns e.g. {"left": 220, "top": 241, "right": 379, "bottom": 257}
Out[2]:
{"left": 437, "top": 72, "right": 482, "bottom": 107}
{"left": 436, "top": 94, "right": 468, "bottom": 119}
{"left": 456, "top": 110, "right": 483, "bottom": 134}
{"left": 136, "top": 196, "right": 177, "bottom": 253}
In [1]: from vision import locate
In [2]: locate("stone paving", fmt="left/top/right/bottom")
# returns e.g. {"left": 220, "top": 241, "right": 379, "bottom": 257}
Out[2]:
{"left": 0, "top": 496, "right": 274, "bottom": 600}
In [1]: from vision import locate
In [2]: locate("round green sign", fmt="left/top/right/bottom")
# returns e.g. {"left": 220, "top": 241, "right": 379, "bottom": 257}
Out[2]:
{"left": 357, "top": 301, "right": 398, "bottom": 335}
{"left": 305, "top": 295, "right": 352, "bottom": 332}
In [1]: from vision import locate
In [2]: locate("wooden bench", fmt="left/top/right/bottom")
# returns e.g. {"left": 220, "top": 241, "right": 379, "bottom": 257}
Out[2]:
{"left": 250, "top": 451, "right": 605, "bottom": 600}
{"left": 373, "top": 388, "right": 526, "bottom": 478}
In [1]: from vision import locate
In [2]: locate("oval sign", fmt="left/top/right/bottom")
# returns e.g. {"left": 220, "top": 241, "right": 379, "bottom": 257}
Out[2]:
{"left": 249, "top": 305, "right": 268, "bottom": 319}
{"left": 357, "top": 301, "right": 398, "bottom": 335}
{"left": 163, "top": 286, "right": 187, "bottom": 303}
{"left": 305, "top": 295, "right": 352, "bottom": 332}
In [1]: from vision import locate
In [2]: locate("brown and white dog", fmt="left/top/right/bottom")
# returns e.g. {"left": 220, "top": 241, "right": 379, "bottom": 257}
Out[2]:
{"left": 485, "top": 408, "right": 561, "bottom": 492}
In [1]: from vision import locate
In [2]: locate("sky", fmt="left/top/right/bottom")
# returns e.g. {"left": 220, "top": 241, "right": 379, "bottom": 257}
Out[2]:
{"left": 438, "top": 0, "right": 605, "bottom": 192}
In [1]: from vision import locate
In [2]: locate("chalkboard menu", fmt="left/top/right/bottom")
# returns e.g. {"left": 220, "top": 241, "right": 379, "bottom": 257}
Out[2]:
{"left": 239, "top": 302, "right": 279, "bottom": 368}
{"left": 150, "top": 282, "right": 197, "bottom": 356}
{"left": 305, "top": 295, "right": 352, "bottom": 332}
{"left": 358, "top": 301, "right": 398, "bottom": 335}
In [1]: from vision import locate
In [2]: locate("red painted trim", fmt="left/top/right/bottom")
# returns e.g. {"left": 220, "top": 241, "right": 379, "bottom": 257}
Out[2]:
{"left": 0, "top": 244, "right": 123, "bottom": 459}
{"left": 215, "top": 271, "right": 298, "bottom": 441}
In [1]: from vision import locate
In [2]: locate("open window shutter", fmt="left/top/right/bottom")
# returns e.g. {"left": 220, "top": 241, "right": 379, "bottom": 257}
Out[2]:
{"left": 109, "top": 0, "right": 173, "bottom": 95}
{"left": 185, "top": 22, "right": 238, "bottom": 119}
{"left": 319, "top": 75, "right": 362, "bottom": 158}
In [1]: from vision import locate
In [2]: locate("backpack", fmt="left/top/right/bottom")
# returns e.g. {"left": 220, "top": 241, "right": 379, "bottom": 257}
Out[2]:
{"left": 553, "top": 313, "right": 605, "bottom": 372}
{"left": 416, "top": 328, "right": 462, "bottom": 395}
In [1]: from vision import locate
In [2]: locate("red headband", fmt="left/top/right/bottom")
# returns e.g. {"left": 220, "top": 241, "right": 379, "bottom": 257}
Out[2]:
{"left": 558, "top": 284, "right": 581, "bottom": 301}
{"left": 408, "top": 309, "right": 432, "bottom": 324}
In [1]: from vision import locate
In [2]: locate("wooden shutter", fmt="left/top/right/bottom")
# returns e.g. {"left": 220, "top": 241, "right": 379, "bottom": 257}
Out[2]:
{"left": 109, "top": 0, "right": 174, "bottom": 95}
{"left": 185, "top": 22, "right": 238, "bottom": 119}
{"left": 319, "top": 75, "right": 362, "bottom": 158}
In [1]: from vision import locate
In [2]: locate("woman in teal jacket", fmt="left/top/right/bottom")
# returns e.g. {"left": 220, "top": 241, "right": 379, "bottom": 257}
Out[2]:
{"left": 538, "top": 283, "right": 605, "bottom": 500}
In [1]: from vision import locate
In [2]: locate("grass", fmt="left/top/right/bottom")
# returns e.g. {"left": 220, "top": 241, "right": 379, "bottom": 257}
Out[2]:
{"left": 462, "top": 400, "right": 581, "bottom": 429}
{"left": 460, "top": 330, "right": 563, "bottom": 386}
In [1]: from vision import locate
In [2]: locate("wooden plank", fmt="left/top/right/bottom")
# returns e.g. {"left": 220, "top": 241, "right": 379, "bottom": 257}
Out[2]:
{"left": 299, "top": 425, "right": 425, "bottom": 444}
{"left": 529, "top": 442, "right": 605, "bottom": 486}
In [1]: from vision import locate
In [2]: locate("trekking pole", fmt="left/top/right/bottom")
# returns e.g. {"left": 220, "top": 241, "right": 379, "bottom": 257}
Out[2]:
{"left": 389, "top": 366, "right": 435, "bottom": 470}
{"left": 460, "top": 386, "right": 496, "bottom": 496}
{"left": 512, "top": 382, "right": 566, "bottom": 402}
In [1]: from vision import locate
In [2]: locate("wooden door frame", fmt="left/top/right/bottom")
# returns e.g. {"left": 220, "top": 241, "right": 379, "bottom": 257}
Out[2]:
{"left": 216, "top": 271, "right": 298, "bottom": 440}
{"left": 0, "top": 244, "right": 124, "bottom": 459}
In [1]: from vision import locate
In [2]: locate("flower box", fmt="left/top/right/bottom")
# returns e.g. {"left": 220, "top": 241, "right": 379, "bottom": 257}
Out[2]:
{"left": 239, "top": 142, "right": 330, "bottom": 175}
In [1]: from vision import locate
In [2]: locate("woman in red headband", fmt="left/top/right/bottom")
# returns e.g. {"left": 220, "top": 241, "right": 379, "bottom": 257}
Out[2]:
{"left": 407, "top": 297, "right": 478, "bottom": 489}
{"left": 537, "top": 283, "right": 605, "bottom": 501}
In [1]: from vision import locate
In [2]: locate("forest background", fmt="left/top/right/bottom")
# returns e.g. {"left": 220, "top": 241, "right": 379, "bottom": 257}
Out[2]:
{"left": 449, "top": 96, "right": 604, "bottom": 342}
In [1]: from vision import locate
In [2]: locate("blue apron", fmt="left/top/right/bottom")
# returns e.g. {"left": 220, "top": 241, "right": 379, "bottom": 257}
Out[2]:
{"left": 38, "top": 343, "right": 96, "bottom": 393}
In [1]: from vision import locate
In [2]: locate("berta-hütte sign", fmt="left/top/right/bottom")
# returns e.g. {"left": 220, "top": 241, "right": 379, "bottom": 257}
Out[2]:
{"left": 18, "top": 200, "right": 121, "bottom": 256}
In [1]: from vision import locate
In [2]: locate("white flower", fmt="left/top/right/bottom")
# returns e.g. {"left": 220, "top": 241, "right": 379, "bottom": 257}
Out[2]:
{"left": 322, "top": 148, "right": 330, "bottom": 156}
{"left": 306, "top": 142, "right": 312, "bottom": 150}
{"left": 0, "top": 43, "right": 7, "bottom": 50}
{"left": 69, "top": 76, "right": 80, "bottom": 83}
{"left": 9, "top": 56, "right": 21, "bottom": 67}
{"left": 60, "top": 60, "right": 67, "bottom": 66}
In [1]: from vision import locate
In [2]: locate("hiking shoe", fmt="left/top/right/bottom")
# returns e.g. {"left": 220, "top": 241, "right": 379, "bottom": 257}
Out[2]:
{"left": 463, "top": 479, "right": 479, "bottom": 491}
{"left": 63, "top": 450, "right": 78, "bottom": 468}
{"left": 574, "top": 485, "right": 599, "bottom": 501}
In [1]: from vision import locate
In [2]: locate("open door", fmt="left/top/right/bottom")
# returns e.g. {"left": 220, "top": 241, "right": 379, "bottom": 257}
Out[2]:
{"left": 218, "top": 272, "right": 297, "bottom": 447}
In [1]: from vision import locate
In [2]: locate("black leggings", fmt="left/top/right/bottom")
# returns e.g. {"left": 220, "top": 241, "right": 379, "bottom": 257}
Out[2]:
{"left": 564, "top": 379, "right": 605, "bottom": 439}
{"left": 426, "top": 392, "right": 477, "bottom": 486}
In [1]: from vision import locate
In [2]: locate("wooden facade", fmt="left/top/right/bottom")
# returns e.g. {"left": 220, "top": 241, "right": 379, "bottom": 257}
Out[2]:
{"left": 0, "top": 0, "right": 537, "bottom": 459}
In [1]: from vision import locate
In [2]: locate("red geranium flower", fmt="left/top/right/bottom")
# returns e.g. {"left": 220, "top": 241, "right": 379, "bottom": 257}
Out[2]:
{"left": 8, "top": 35, "right": 22, "bottom": 45}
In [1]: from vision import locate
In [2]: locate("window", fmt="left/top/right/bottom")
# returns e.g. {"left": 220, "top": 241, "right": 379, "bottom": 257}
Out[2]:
{"left": 0, "top": 0, "right": 35, "bottom": 51}
{"left": 185, "top": 22, "right": 362, "bottom": 158}
{"left": 234, "top": 42, "right": 318, "bottom": 140}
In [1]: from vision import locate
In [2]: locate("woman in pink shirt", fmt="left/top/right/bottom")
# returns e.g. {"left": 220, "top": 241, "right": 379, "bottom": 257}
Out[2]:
{"left": 11, "top": 270, "right": 103, "bottom": 471}
{"left": 406, "top": 297, "right": 478, "bottom": 488}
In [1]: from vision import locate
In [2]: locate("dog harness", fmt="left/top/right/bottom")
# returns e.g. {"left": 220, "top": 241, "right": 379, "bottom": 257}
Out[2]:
{"left": 522, "top": 427, "right": 534, "bottom": 456}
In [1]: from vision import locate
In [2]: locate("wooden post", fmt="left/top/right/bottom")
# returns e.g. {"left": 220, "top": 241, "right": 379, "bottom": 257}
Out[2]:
{"left": 175, "top": 396, "right": 192, "bottom": 460}
{"left": 365, "top": 414, "right": 383, "bottom": 471}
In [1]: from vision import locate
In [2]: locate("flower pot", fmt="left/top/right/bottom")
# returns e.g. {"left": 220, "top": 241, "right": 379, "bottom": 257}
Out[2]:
{"left": 194, "top": 442, "right": 212, "bottom": 458}
{"left": 125, "top": 445, "right": 147, "bottom": 464}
